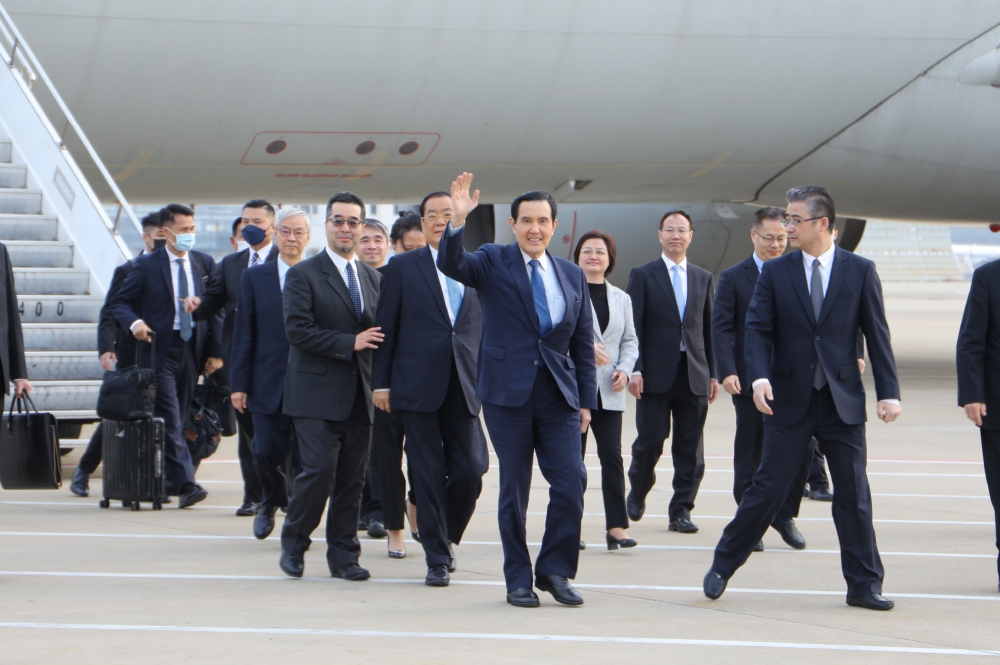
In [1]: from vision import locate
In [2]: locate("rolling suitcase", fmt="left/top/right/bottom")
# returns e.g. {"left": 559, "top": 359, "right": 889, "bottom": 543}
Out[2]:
{"left": 100, "top": 417, "right": 165, "bottom": 511}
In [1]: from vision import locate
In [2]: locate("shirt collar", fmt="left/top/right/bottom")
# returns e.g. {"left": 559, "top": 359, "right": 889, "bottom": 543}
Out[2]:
{"left": 661, "top": 254, "right": 687, "bottom": 271}
{"left": 429, "top": 245, "right": 438, "bottom": 260}
{"left": 324, "top": 245, "right": 356, "bottom": 273}
{"left": 277, "top": 256, "right": 293, "bottom": 271}
{"left": 802, "top": 242, "right": 836, "bottom": 267}
{"left": 520, "top": 248, "right": 549, "bottom": 271}
{"left": 752, "top": 252, "right": 764, "bottom": 273}
{"left": 250, "top": 241, "right": 272, "bottom": 259}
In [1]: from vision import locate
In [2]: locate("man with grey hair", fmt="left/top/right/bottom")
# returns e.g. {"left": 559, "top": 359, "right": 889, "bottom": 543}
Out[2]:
{"left": 359, "top": 218, "right": 390, "bottom": 269}
{"left": 705, "top": 185, "right": 901, "bottom": 611}
{"left": 230, "top": 207, "right": 311, "bottom": 539}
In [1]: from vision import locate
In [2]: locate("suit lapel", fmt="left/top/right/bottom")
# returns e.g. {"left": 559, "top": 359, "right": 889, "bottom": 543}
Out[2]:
{"left": 266, "top": 244, "right": 280, "bottom": 262}
{"left": 504, "top": 243, "right": 540, "bottom": 333}
{"left": 261, "top": 261, "right": 283, "bottom": 313}
{"left": 744, "top": 255, "right": 759, "bottom": 289}
{"left": 190, "top": 253, "right": 204, "bottom": 297}
{"left": 358, "top": 262, "right": 378, "bottom": 320}
{"left": 817, "top": 248, "right": 848, "bottom": 326}
{"left": 157, "top": 249, "right": 172, "bottom": 298}
{"left": 320, "top": 251, "right": 356, "bottom": 315}
{"left": 549, "top": 253, "right": 576, "bottom": 332}
{"left": 789, "top": 251, "right": 816, "bottom": 325}
{"left": 416, "top": 246, "right": 451, "bottom": 324}
{"left": 651, "top": 259, "right": 681, "bottom": 322}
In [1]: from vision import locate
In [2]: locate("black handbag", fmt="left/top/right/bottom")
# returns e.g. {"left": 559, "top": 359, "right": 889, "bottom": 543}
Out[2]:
{"left": 184, "top": 376, "right": 223, "bottom": 463}
{"left": 195, "top": 372, "right": 236, "bottom": 437}
{"left": 0, "top": 394, "right": 61, "bottom": 490}
{"left": 97, "top": 333, "right": 156, "bottom": 420}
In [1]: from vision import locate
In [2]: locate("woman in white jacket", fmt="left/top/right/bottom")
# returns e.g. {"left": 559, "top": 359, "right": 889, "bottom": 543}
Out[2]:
{"left": 575, "top": 231, "right": 639, "bottom": 550}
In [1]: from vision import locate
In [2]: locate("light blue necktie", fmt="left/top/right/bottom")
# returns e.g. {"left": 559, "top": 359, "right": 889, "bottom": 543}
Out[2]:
{"left": 445, "top": 276, "right": 463, "bottom": 325}
{"left": 672, "top": 264, "right": 686, "bottom": 352}
{"left": 528, "top": 259, "right": 552, "bottom": 335}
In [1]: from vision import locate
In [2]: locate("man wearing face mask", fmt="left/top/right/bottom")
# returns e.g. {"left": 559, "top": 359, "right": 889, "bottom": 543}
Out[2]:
{"left": 230, "top": 217, "right": 247, "bottom": 253}
{"left": 189, "top": 200, "right": 280, "bottom": 517}
{"left": 111, "top": 204, "right": 223, "bottom": 508}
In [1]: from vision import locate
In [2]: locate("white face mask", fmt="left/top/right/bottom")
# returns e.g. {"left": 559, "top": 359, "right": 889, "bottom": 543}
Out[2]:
{"left": 236, "top": 241, "right": 249, "bottom": 252}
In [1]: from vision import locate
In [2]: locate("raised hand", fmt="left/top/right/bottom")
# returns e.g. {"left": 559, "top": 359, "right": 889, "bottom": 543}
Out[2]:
{"left": 450, "top": 172, "right": 480, "bottom": 224}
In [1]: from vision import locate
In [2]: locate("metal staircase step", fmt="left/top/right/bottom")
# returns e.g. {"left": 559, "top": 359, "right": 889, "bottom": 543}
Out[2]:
{"left": 0, "top": 215, "right": 59, "bottom": 241}
{"left": 13, "top": 267, "right": 90, "bottom": 295}
{"left": 0, "top": 189, "right": 42, "bottom": 214}
{"left": 26, "top": 351, "right": 103, "bottom": 380}
{"left": 16, "top": 295, "right": 102, "bottom": 323}
{"left": 0, "top": 141, "right": 10, "bottom": 164}
{"left": 5, "top": 240, "right": 74, "bottom": 268}
{"left": 3, "top": 380, "right": 100, "bottom": 414}
{"left": 0, "top": 164, "right": 27, "bottom": 189}
{"left": 22, "top": 323, "right": 98, "bottom": 351}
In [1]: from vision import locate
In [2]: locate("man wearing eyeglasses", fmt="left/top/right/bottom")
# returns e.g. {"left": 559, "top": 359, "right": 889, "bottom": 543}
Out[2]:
{"left": 277, "top": 192, "right": 383, "bottom": 582}
{"left": 625, "top": 210, "right": 719, "bottom": 535}
{"left": 705, "top": 185, "right": 901, "bottom": 612}
{"left": 714, "top": 206, "right": 814, "bottom": 553}
{"left": 229, "top": 208, "right": 310, "bottom": 540}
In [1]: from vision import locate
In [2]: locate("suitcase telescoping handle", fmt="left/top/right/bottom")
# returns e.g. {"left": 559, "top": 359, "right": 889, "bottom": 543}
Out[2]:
{"left": 134, "top": 330, "right": 156, "bottom": 373}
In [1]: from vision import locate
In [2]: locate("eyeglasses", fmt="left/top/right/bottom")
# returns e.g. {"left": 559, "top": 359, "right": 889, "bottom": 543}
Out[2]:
{"left": 781, "top": 216, "right": 824, "bottom": 228}
{"left": 423, "top": 213, "right": 453, "bottom": 223}
{"left": 579, "top": 247, "right": 607, "bottom": 256}
{"left": 327, "top": 217, "right": 362, "bottom": 228}
{"left": 752, "top": 228, "right": 787, "bottom": 243}
{"left": 661, "top": 227, "right": 691, "bottom": 235}
{"left": 278, "top": 228, "right": 309, "bottom": 239}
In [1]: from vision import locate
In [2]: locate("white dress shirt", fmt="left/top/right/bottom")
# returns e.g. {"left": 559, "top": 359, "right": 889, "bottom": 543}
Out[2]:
{"left": 277, "top": 256, "right": 293, "bottom": 291}
{"left": 752, "top": 252, "right": 765, "bottom": 273}
{"left": 661, "top": 254, "right": 688, "bottom": 351}
{"left": 325, "top": 245, "right": 364, "bottom": 312}
{"left": 521, "top": 249, "right": 565, "bottom": 328}
{"left": 802, "top": 242, "right": 836, "bottom": 297}
{"left": 429, "top": 246, "right": 465, "bottom": 323}
{"left": 247, "top": 241, "right": 272, "bottom": 268}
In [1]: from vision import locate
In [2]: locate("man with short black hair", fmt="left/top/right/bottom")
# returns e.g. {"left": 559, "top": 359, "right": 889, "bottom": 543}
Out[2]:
{"left": 230, "top": 217, "right": 246, "bottom": 253}
{"left": 112, "top": 204, "right": 222, "bottom": 508}
{"left": 278, "top": 191, "right": 382, "bottom": 581}
{"left": 626, "top": 210, "right": 718, "bottom": 534}
{"left": 704, "top": 185, "right": 901, "bottom": 611}
{"left": 190, "top": 199, "right": 279, "bottom": 516}
{"left": 390, "top": 212, "right": 427, "bottom": 255}
{"left": 71, "top": 212, "right": 167, "bottom": 497}
{"left": 359, "top": 219, "right": 390, "bottom": 269}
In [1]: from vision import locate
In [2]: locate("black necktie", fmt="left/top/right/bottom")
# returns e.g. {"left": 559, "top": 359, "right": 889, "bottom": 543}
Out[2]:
{"left": 811, "top": 258, "right": 826, "bottom": 389}
{"left": 345, "top": 261, "right": 362, "bottom": 319}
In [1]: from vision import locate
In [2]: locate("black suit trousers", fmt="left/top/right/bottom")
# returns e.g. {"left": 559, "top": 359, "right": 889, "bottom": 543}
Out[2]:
{"left": 252, "top": 408, "right": 300, "bottom": 510}
{"left": 582, "top": 405, "right": 628, "bottom": 530}
{"left": 732, "top": 394, "right": 810, "bottom": 520}
{"left": 372, "top": 407, "right": 416, "bottom": 532}
{"left": 628, "top": 356, "right": 708, "bottom": 520}
{"left": 234, "top": 406, "right": 263, "bottom": 504}
{"left": 808, "top": 443, "right": 831, "bottom": 490}
{"left": 156, "top": 332, "right": 198, "bottom": 490}
{"left": 78, "top": 422, "right": 103, "bottom": 475}
{"left": 280, "top": 384, "right": 371, "bottom": 573}
{"left": 981, "top": 429, "right": 1000, "bottom": 579}
{"left": 399, "top": 362, "right": 486, "bottom": 567}
{"left": 713, "top": 387, "right": 885, "bottom": 597}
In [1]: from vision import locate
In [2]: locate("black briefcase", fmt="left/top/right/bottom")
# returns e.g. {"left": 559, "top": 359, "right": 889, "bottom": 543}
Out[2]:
{"left": 0, "top": 394, "right": 61, "bottom": 490}
{"left": 195, "top": 372, "right": 236, "bottom": 437}
{"left": 97, "top": 333, "right": 156, "bottom": 420}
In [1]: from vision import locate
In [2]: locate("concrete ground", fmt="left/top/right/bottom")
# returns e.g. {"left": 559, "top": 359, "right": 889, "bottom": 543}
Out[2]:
{"left": 1, "top": 281, "right": 998, "bottom": 663}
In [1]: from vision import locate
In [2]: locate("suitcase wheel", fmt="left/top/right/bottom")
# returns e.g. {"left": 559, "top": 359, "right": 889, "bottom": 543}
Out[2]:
{"left": 130, "top": 501, "right": 141, "bottom": 511}
{"left": 98, "top": 499, "right": 109, "bottom": 509}
{"left": 152, "top": 501, "right": 162, "bottom": 511}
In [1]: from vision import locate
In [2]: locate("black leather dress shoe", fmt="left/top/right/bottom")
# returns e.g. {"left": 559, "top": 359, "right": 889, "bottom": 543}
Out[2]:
{"left": 448, "top": 542, "right": 456, "bottom": 573}
{"left": 771, "top": 515, "right": 806, "bottom": 549}
{"left": 332, "top": 563, "right": 371, "bottom": 581}
{"left": 703, "top": 568, "right": 728, "bottom": 600}
{"left": 579, "top": 540, "right": 586, "bottom": 550}
{"left": 279, "top": 551, "right": 304, "bottom": 578}
{"left": 506, "top": 587, "right": 540, "bottom": 607}
{"left": 178, "top": 484, "right": 208, "bottom": 509}
{"left": 69, "top": 467, "right": 89, "bottom": 497}
{"left": 668, "top": 517, "right": 699, "bottom": 533}
{"left": 535, "top": 575, "right": 584, "bottom": 606}
{"left": 367, "top": 520, "right": 388, "bottom": 539}
{"left": 809, "top": 487, "right": 834, "bottom": 501}
{"left": 846, "top": 593, "right": 895, "bottom": 611}
{"left": 235, "top": 501, "right": 260, "bottom": 516}
{"left": 425, "top": 564, "right": 450, "bottom": 587}
{"left": 253, "top": 504, "right": 278, "bottom": 540}
{"left": 626, "top": 491, "right": 645, "bottom": 522}
{"left": 753, "top": 539, "right": 764, "bottom": 552}
{"left": 358, "top": 515, "right": 370, "bottom": 530}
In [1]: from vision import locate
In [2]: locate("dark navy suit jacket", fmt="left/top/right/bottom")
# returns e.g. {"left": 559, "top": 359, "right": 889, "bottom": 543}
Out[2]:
{"left": 372, "top": 245, "right": 483, "bottom": 415}
{"left": 110, "top": 247, "right": 223, "bottom": 371}
{"left": 230, "top": 260, "right": 288, "bottom": 415}
{"left": 745, "top": 247, "right": 899, "bottom": 427}
{"left": 957, "top": 258, "right": 1000, "bottom": 430}
{"left": 713, "top": 254, "right": 760, "bottom": 397}
{"left": 436, "top": 225, "right": 598, "bottom": 411}
{"left": 98, "top": 256, "right": 139, "bottom": 368}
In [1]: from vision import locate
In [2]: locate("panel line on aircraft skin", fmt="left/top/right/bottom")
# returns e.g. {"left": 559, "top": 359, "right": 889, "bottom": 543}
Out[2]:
{"left": 0, "top": 622, "right": 994, "bottom": 656}
{"left": 748, "top": 19, "right": 1000, "bottom": 204}
{"left": 1, "top": 571, "right": 999, "bottom": 604}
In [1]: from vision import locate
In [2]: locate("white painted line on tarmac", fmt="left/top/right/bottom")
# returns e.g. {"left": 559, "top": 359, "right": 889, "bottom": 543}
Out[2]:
{"left": 695, "top": 489, "right": 992, "bottom": 499}
{"left": 1, "top": 570, "right": 998, "bottom": 603}
{"left": 593, "top": 514, "right": 995, "bottom": 526}
{"left": 0, "top": 621, "right": 993, "bottom": 656}
{"left": 489, "top": 465, "right": 985, "bottom": 477}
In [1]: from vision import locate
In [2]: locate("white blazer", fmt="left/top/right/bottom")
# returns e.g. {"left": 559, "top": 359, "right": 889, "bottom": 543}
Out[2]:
{"left": 592, "top": 281, "right": 639, "bottom": 412}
